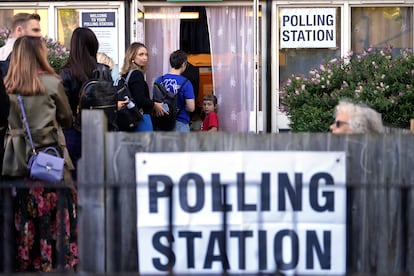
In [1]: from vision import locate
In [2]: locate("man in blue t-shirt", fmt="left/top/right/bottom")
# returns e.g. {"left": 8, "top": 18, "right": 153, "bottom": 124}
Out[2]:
{"left": 153, "top": 50, "right": 195, "bottom": 132}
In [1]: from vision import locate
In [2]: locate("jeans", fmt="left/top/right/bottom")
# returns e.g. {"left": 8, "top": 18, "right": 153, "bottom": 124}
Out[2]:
{"left": 135, "top": 114, "right": 153, "bottom": 132}
{"left": 174, "top": 120, "right": 190, "bottom": 132}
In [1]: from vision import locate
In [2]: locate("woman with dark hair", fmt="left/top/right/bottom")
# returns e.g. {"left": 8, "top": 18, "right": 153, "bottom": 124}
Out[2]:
{"left": 119, "top": 42, "right": 165, "bottom": 131}
{"left": 2, "top": 36, "right": 78, "bottom": 271}
{"left": 59, "top": 27, "right": 100, "bottom": 180}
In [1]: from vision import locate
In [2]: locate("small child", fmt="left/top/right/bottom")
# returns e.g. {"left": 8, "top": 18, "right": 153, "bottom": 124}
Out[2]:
{"left": 201, "top": 94, "right": 219, "bottom": 132}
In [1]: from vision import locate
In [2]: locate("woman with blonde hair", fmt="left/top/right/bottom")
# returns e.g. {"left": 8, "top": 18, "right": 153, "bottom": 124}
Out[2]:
{"left": 119, "top": 42, "right": 165, "bottom": 131}
{"left": 2, "top": 36, "right": 78, "bottom": 271}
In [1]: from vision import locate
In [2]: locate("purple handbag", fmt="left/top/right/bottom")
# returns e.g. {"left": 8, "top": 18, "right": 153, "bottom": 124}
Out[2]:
{"left": 27, "top": 147, "right": 64, "bottom": 182}
{"left": 17, "top": 95, "right": 64, "bottom": 183}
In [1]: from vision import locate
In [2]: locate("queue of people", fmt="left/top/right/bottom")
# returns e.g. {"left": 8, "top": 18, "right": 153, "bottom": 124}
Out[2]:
{"left": 0, "top": 11, "right": 385, "bottom": 273}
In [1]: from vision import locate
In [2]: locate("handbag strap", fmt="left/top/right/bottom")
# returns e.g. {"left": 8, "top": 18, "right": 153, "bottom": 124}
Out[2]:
{"left": 17, "top": 95, "right": 36, "bottom": 155}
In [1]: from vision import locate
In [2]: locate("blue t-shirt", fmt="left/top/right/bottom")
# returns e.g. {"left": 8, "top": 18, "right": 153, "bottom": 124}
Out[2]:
{"left": 154, "top": 73, "right": 195, "bottom": 124}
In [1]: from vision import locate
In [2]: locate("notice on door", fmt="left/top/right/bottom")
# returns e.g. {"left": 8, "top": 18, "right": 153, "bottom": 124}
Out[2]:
{"left": 80, "top": 10, "right": 118, "bottom": 64}
{"left": 280, "top": 8, "right": 336, "bottom": 49}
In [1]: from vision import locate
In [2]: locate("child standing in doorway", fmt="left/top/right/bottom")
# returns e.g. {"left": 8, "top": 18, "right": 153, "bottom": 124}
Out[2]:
{"left": 201, "top": 94, "right": 219, "bottom": 132}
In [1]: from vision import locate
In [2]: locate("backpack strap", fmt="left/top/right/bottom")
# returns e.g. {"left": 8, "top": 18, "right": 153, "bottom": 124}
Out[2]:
{"left": 179, "top": 77, "right": 189, "bottom": 103}
{"left": 125, "top": 70, "right": 135, "bottom": 84}
{"left": 180, "top": 78, "right": 189, "bottom": 91}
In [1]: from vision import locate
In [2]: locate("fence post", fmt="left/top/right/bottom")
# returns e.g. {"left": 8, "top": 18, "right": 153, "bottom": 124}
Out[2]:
{"left": 77, "top": 110, "right": 107, "bottom": 273}
{"left": 410, "top": 119, "right": 414, "bottom": 132}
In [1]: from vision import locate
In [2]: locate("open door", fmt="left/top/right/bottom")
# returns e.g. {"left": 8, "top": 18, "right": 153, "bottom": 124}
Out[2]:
{"left": 131, "top": 0, "right": 145, "bottom": 43}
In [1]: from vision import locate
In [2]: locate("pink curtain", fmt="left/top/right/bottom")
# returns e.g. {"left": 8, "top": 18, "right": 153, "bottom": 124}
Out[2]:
{"left": 145, "top": 7, "right": 181, "bottom": 89}
{"left": 206, "top": 6, "right": 254, "bottom": 132}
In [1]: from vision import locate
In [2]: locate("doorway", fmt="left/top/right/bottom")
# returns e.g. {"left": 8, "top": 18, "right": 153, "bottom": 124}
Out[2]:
{"left": 143, "top": 5, "right": 260, "bottom": 133}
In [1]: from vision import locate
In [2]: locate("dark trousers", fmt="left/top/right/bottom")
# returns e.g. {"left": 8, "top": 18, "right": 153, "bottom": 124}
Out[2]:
{"left": 0, "top": 128, "right": 15, "bottom": 272}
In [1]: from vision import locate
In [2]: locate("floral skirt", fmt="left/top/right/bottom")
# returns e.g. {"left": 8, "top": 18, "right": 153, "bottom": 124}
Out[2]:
{"left": 14, "top": 178, "right": 79, "bottom": 272}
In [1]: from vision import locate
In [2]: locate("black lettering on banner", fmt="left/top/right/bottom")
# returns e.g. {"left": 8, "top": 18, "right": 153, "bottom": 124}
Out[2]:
{"left": 326, "top": 14, "right": 334, "bottom": 25}
{"left": 258, "top": 230, "right": 267, "bottom": 270}
{"left": 326, "top": 30, "right": 334, "bottom": 41}
{"left": 149, "top": 175, "right": 173, "bottom": 213}
{"left": 203, "top": 231, "right": 230, "bottom": 269}
{"left": 212, "top": 173, "right": 232, "bottom": 212}
{"left": 178, "top": 231, "right": 202, "bottom": 268}
{"left": 152, "top": 231, "right": 175, "bottom": 271}
{"left": 282, "top": 14, "right": 335, "bottom": 27}
{"left": 274, "top": 230, "right": 299, "bottom": 270}
{"left": 278, "top": 173, "right": 302, "bottom": 211}
{"left": 297, "top": 31, "right": 305, "bottom": 41}
{"left": 282, "top": 30, "right": 335, "bottom": 43}
{"left": 261, "top": 173, "right": 271, "bottom": 211}
{"left": 179, "top": 173, "right": 204, "bottom": 213}
{"left": 306, "top": 231, "right": 331, "bottom": 269}
{"left": 290, "top": 15, "right": 298, "bottom": 26}
{"left": 310, "top": 172, "right": 334, "bottom": 212}
{"left": 282, "top": 30, "right": 290, "bottom": 42}
{"left": 290, "top": 30, "right": 298, "bottom": 41}
{"left": 237, "top": 173, "right": 256, "bottom": 211}
{"left": 282, "top": 15, "right": 290, "bottom": 26}
{"left": 229, "top": 230, "right": 253, "bottom": 269}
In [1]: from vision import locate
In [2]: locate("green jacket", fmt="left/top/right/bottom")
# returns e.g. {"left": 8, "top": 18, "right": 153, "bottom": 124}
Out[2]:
{"left": 2, "top": 74, "right": 74, "bottom": 182}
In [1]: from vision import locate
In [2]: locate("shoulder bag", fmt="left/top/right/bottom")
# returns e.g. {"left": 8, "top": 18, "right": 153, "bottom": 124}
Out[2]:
{"left": 17, "top": 95, "right": 64, "bottom": 183}
{"left": 116, "top": 70, "right": 143, "bottom": 131}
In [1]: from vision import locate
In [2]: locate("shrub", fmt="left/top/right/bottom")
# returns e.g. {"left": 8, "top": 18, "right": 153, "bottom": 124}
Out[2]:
{"left": 0, "top": 29, "right": 68, "bottom": 73}
{"left": 43, "top": 36, "right": 69, "bottom": 73}
{"left": 280, "top": 45, "right": 414, "bottom": 131}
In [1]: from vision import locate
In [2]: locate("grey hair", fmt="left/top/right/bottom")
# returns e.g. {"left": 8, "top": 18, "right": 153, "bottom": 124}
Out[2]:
{"left": 334, "top": 100, "right": 384, "bottom": 133}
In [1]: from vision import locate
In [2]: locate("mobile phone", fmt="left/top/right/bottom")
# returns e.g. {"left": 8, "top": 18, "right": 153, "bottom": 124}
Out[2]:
{"left": 162, "top": 103, "right": 169, "bottom": 112}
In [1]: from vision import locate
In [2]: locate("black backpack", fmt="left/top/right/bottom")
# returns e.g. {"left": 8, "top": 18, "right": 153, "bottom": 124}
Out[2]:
{"left": 153, "top": 76, "right": 188, "bottom": 131}
{"left": 116, "top": 70, "right": 143, "bottom": 131}
{"left": 74, "top": 64, "right": 118, "bottom": 131}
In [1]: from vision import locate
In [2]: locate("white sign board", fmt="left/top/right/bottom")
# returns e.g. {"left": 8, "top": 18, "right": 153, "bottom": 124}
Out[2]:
{"left": 136, "top": 151, "right": 346, "bottom": 274}
{"left": 280, "top": 8, "right": 336, "bottom": 49}
{"left": 80, "top": 10, "right": 119, "bottom": 64}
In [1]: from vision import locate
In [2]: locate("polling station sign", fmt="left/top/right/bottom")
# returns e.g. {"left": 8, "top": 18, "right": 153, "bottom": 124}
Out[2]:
{"left": 80, "top": 10, "right": 118, "bottom": 64}
{"left": 136, "top": 151, "right": 346, "bottom": 274}
{"left": 280, "top": 8, "right": 336, "bottom": 49}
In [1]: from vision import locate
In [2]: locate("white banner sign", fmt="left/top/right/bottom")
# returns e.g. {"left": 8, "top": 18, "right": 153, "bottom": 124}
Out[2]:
{"left": 80, "top": 10, "right": 119, "bottom": 64}
{"left": 136, "top": 151, "right": 346, "bottom": 274}
{"left": 280, "top": 8, "right": 336, "bottom": 49}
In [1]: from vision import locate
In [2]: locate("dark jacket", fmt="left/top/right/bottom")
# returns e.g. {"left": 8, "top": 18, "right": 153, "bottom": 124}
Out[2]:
{"left": 0, "top": 70, "right": 10, "bottom": 175}
{"left": 0, "top": 70, "right": 9, "bottom": 128}
{"left": 59, "top": 67, "right": 83, "bottom": 116}
{"left": 123, "top": 70, "right": 154, "bottom": 114}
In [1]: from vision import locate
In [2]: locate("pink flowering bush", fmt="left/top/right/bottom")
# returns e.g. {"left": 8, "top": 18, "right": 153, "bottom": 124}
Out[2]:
{"left": 0, "top": 27, "right": 9, "bottom": 46}
{"left": 280, "top": 45, "right": 414, "bottom": 131}
{"left": 0, "top": 28, "right": 68, "bottom": 73}
{"left": 43, "top": 37, "right": 69, "bottom": 73}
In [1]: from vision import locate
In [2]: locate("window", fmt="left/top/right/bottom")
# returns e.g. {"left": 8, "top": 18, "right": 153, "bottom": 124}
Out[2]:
{"left": 0, "top": 9, "right": 48, "bottom": 37}
{"left": 278, "top": 7, "right": 341, "bottom": 86}
{"left": 57, "top": 9, "right": 79, "bottom": 47}
{"left": 351, "top": 7, "right": 413, "bottom": 53}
